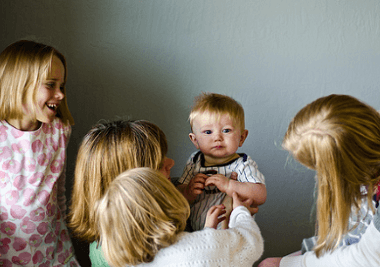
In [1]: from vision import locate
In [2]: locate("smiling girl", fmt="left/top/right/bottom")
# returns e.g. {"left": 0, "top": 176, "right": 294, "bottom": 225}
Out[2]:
{"left": 0, "top": 40, "right": 78, "bottom": 266}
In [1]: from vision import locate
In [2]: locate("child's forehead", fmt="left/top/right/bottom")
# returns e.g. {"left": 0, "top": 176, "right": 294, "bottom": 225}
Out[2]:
{"left": 193, "top": 112, "right": 237, "bottom": 126}
{"left": 48, "top": 56, "right": 65, "bottom": 77}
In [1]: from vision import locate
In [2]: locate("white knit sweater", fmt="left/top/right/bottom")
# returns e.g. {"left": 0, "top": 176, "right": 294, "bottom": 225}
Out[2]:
{"left": 135, "top": 206, "right": 264, "bottom": 267}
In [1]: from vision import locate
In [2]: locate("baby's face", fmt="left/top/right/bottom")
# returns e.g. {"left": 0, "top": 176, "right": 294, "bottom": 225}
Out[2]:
{"left": 189, "top": 112, "right": 247, "bottom": 165}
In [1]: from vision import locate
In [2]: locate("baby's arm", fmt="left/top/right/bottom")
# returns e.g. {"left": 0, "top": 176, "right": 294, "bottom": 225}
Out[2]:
{"left": 205, "top": 174, "right": 267, "bottom": 206}
{"left": 177, "top": 173, "right": 208, "bottom": 204}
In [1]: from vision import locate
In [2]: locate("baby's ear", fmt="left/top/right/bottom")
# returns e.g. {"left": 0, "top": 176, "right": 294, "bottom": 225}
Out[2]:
{"left": 239, "top": 130, "right": 248, "bottom": 147}
{"left": 189, "top": 133, "right": 200, "bottom": 149}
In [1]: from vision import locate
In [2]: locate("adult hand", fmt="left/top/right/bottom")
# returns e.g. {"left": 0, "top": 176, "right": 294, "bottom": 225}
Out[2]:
{"left": 204, "top": 204, "right": 226, "bottom": 229}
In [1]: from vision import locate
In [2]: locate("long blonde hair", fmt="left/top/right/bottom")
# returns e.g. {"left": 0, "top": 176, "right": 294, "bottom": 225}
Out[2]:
{"left": 69, "top": 119, "right": 168, "bottom": 242}
{"left": 283, "top": 94, "right": 380, "bottom": 257}
{"left": 0, "top": 40, "right": 74, "bottom": 125}
{"left": 95, "top": 167, "right": 190, "bottom": 267}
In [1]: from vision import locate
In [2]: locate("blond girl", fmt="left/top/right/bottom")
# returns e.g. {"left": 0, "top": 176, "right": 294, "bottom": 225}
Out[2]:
{"left": 0, "top": 40, "right": 78, "bottom": 266}
{"left": 68, "top": 119, "right": 175, "bottom": 267}
{"left": 95, "top": 167, "right": 264, "bottom": 267}
{"left": 259, "top": 94, "right": 380, "bottom": 267}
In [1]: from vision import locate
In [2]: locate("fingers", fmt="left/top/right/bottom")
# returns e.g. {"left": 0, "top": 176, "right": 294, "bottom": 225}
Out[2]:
{"left": 207, "top": 204, "right": 226, "bottom": 217}
{"left": 232, "top": 192, "right": 258, "bottom": 215}
{"left": 193, "top": 173, "right": 208, "bottom": 183}
{"left": 204, "top": 177, "right": 215, "bottom": 187}
{"left": 190, "top": 181, "right": 204, "bottom": 195}
{"left": 188, "top": 174, "right": 208, "bottom": 195}
{"left": 230, "top": 172, "right": 238, "bottom": 180}
{"left": 247, "top": 206, "right": 259, "bottom": 215}
{"left": 241, "top": 197, "right": 254, "bottom": 207}
{"left": 204, "top": 174, "right": 225, "bottom": 186}
{"left": 232, "top": 192, "right": 242, "bottom": 209}
{"left": 204, "top": 204, "right": 226, "bottom": 229}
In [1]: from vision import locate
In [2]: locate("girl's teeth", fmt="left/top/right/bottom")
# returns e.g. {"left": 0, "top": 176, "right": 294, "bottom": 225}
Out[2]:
{"left": 47, "top": 104, "right": 57, "bottom": 110}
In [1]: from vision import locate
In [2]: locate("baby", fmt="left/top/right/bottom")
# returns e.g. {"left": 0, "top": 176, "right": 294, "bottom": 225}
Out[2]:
{"left": 177, "top": 92, "right": 267, "bottom": 230}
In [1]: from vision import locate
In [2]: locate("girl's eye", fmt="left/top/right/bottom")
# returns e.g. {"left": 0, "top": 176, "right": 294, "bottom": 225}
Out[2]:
{"left": 60, "top": 86, "right": 64, "bottom": 92}
{"left": 204, "top": 130, "right": 212, "bottom": 134}
{"left": 222, "top": 129, "right": 231, "bottom": 133}
{"left": 46, "top": 83, "right": 55, "bottom": 89}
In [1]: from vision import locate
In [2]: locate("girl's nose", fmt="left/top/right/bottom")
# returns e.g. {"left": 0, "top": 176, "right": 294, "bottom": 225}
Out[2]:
{"left": 55, "top": 88, "right": 64, "bottom": 100}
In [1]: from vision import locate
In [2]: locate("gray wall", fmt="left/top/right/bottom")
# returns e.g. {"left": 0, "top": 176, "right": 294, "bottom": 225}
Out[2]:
{"left": 2, "top": 1, "right": 380, "bottom": 266}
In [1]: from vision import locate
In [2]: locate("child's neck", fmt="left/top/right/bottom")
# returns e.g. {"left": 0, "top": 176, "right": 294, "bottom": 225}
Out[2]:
{"left": 203, "top": 153, "right": 240, "bottom": 167}
{"left": 6, "top": 118, "right": 41, "bottom": 131}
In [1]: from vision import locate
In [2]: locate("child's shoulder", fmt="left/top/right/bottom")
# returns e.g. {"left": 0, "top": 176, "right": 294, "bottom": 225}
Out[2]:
{"left": 40, "top": 118, "right": 71, "bottom": 137}
{"left": 237, "top": 153, "right": 260, "bottom": 162}
{"left": 53, "top": 117, "right": 72, "bottom": 132}
{"left": 188, "top": 150, "right": 203, "bottom": 163}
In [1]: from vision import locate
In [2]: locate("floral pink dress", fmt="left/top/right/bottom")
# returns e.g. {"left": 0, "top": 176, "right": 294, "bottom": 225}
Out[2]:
{"left": 0, "top": 118, "right": 79, "bottom": 266}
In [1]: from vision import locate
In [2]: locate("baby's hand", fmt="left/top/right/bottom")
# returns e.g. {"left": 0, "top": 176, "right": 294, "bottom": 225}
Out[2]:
{"left": 204, "top": 204, "right": 226, "bottom": 229}
{"left": 185, "top": 173, "right": 208, "bottom": 198}
{"left": 205, "top": 174, "right": 231, "bottom": 194}
{"left": 232, "top": 192, "right": 259, "bottom": 215}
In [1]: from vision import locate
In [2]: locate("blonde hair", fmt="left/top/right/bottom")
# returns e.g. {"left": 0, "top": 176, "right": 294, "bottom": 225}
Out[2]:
{"left": 189, "top": 93, "right": 245, "bottom": 131}
{"left": 95, "top": 167, "right": 190, "bottom": 267}
{"left": 0, "top": 40, "right": 74, "bottom": 125}
{"left": 69, "top": 119, "right": 168, "bottom": 242}
{"left": 283, "top": 94, "right": 380, "bottom": 257}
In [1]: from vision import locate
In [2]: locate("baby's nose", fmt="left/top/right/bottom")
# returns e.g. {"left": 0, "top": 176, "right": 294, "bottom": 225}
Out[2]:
{"left": 214, "top": 133, "right": 223, "bottom": 141}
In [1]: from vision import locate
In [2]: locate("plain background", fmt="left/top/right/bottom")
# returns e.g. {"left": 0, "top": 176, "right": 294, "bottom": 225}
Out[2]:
{"left": 1, "top": 1, "right": 380, "bottom": 266}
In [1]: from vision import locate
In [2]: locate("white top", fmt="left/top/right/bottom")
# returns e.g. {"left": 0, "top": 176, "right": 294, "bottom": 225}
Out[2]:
{"left": 134, "top": 206, "right": 264, "bottom": 267}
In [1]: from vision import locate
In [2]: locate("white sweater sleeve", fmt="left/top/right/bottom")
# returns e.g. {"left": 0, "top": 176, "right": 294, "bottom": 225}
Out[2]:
{"left": 228, "top": 206, "right": 264, "bottom": 265}
{"left": 141, "top": 205, "right": 264, "bottom": 267}
{"left": 280, "top": 207, "right": 380, "bottom": 267}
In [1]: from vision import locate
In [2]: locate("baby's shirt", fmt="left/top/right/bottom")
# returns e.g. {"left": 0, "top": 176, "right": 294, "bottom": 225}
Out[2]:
{"left": 178, "top": 151, "right": 265, "bottom": 230}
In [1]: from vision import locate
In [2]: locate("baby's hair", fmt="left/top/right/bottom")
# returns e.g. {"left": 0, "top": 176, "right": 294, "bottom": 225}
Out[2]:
{"left": 95, "top": 167, "right": 190, "bottom": 267}
{"left": 69, "top": 119, "right": 168, "bottom": 242}
{"left": 189, "top": 92, "right": 245, "bottom": 131}
{"left": 0, "top": 40, "right": 74, "bottom": 125}
{"left": 283, "top": 94, "right": 380, "bottom": 257}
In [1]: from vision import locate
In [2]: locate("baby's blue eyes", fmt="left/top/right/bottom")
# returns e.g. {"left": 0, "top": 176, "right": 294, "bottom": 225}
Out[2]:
{"left": 203, "top": 129, "right": 232, "bottom": 134}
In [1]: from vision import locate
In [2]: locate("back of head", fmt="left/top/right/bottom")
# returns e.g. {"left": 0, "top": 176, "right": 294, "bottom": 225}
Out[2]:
{"left": 69, "top": 119, "right": 168, "bottom": 242}
{"left": 283, "top": 94, "right": 380, "bottom": 256}
{"left": 95, "top": 167, "right": 190, "bottom": 267}
{"left": 189, "top": 92, "right": 245, "bottom": 131}
{"left": 0, "top": 40, "right": 74, "bottom": 125}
